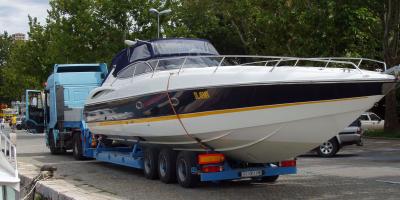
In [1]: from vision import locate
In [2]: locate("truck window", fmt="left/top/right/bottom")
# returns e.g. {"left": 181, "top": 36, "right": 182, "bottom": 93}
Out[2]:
{"left": 57, "top": 65, "right": 101, "bottom": 73}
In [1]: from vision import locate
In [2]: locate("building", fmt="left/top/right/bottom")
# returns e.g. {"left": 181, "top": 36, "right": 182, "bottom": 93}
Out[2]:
{"left": 11, "top": 33, "right": 25, "bottom": 41}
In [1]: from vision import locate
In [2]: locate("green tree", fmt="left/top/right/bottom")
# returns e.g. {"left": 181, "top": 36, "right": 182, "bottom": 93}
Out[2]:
{"left": 0, "top": 32, "right": 12, "bottom": 67}
{"left": 0, "top": 0, "right": 389, "bottom": 106}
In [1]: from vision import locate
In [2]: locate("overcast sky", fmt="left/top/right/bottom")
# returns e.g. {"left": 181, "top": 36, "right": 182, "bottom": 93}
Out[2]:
{"left": 0, "top": 0, "right": 50, "bottom": 35}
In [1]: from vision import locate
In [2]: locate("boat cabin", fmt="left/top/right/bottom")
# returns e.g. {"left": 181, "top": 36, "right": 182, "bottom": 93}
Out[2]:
{"left": 111, "top": 38, "right": 219, "bottom": 77}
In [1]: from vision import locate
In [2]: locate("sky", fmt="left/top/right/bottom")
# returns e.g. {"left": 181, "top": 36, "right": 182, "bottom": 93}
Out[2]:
{"left": 0, "top": 0, "right": 50, "bottom": 35}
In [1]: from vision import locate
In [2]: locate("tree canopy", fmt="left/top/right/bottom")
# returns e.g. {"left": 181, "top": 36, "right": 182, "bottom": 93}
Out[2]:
{"left": 0, "top": 1, "right": 398, "bottom": 122}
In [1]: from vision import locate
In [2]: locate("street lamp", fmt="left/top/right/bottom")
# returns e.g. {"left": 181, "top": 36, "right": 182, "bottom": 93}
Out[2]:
{"left": 149, "top": 8, "right": 172, "bottom": 38}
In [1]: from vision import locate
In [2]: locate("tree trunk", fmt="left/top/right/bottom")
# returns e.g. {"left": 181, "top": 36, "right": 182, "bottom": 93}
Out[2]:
{"left": 383, "top": 0, "right": 400, "bottom": 133}
{"left": 384, "top": 90, "right": 400, "bottom": 132}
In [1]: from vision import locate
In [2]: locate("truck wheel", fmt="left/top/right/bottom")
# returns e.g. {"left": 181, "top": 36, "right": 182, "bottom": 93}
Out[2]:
{"left": 317, "top": 138, "right": 339, "bottom": 157}
{"left": 158, "top": 148, "right": 177, "bottom": 183}
{"left": 253, "top": 175, "right": 279, "bottom": 183}
{"left": 73, "top": 132, "right": 85, "bottom": 160}
{"left": 176, "top": 151, "right": 199, "bottom": 188}
{"left": 143, "top": 148, "right": 159, "bottom": 180}
{"left": 48, "top": 129, "right": 65, "bottom": 155}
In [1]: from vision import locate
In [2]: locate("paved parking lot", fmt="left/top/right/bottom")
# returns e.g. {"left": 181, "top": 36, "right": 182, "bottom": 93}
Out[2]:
{"left": 14, "top": 128, "right": 400, "bottom": 200}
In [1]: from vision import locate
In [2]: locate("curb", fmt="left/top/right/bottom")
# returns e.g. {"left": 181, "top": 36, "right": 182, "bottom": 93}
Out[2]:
{"left": 19, "top": 162, "right": 121, "bottom": 200}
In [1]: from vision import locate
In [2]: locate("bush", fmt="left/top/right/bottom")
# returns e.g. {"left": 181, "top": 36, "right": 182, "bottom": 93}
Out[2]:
{"left": 364, "top": 130, "right": 400, "bottom": 139}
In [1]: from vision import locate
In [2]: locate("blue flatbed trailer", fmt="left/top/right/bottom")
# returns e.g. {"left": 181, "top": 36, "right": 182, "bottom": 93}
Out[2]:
{"left": 44, "top": 63, "right": 297, "bottom": 188}
{"left": 78, "top": 122, "right": 297, "bottom": 187}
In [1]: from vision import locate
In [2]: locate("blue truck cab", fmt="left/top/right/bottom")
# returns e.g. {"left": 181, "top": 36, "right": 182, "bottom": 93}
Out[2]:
{"left": 44, "top": 63, "right": 108, "bottom": 154}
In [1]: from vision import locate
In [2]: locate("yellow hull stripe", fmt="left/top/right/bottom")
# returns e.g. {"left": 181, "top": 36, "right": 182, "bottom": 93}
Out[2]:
{"left": 92, "top": 96, "right": 367, "bottom": 127}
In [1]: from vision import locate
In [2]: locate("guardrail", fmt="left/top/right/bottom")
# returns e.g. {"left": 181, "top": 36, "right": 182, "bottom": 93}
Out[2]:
{"left": 115, "top": 55, "right": 387, "bottom": 79}
{"left": 0, "top": 131, "right": 18, "bottom": 177}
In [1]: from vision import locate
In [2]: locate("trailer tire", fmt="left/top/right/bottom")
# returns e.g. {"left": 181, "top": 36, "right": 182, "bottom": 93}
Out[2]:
{"left": 143, "top": 148, "right": 159, "bottom": 180}
{"left": 176, "top": 151, "right": 199, "bottom": 188}
{"left": 73, "top": 132, "right": 85, "bottom": 160}
{"left": 48, "top": 129, "right": 65, "bottom": 155}
{"left": 158, "top": 149, "right": 177, "bottom": 183}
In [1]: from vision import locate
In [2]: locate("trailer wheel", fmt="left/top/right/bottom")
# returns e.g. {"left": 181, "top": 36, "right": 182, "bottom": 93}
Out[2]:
{"left": 176, "top": 151, "right": 199, "bottom": 188}
{"left": 48, "top": 129, "right": 65, "bottom": 155}
{"left": 253, "top": 175, "right": 279, "bottom": 183}
{"left": 143, "top": 148, "right": 159, "bottom": 180}
{"left": 73, "top": 132, "right": 85, "bottom": 160}
{"left": 158, "top": 149, "right": 177, "bottom": 183}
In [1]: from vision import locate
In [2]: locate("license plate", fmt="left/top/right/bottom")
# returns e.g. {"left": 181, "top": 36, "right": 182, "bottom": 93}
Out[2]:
{"left": 241, "top": 170, "right": 262, "bottom": 178}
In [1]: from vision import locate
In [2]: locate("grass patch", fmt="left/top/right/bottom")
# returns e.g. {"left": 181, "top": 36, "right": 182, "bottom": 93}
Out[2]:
{"left": 364, "top": 130, "right": 400, "bottom": 139}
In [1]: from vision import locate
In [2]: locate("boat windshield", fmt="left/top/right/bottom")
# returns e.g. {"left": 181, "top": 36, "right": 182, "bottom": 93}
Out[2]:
{"left": 152, "top": 39, "right": 219, "bottom": 56}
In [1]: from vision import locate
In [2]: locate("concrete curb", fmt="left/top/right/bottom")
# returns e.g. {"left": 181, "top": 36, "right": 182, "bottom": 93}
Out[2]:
{"left": 19, "top": 162, "right": 121, "bottom": 200}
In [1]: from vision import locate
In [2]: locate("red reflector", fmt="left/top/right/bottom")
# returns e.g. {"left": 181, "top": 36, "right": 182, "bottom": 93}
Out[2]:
{"left": 198, "top": 153, "right": 225, "bottom": 165}
{"left": 201, "top": 165, "right": 223, "bottom": 173}
{"left": 280, "top": 160, "right": 296, "bottom": 167}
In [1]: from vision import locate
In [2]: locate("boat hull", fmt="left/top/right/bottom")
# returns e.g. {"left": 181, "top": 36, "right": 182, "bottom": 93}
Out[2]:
{"left": 86, "top": 81, "right": 387, "bottom": 162}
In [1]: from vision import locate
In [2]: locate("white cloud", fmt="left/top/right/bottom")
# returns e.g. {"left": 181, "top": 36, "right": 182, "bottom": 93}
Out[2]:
{"left": 0, "top": 0, "right": 50, "bottom": 35}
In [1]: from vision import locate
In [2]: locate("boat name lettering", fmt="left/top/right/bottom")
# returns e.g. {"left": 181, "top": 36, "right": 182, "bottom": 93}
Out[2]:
{"left": 193, "top": 90, "right": 210, "bottom": 100}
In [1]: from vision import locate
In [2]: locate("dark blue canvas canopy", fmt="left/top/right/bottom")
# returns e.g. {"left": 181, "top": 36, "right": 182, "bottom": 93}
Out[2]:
{"left": 111, "top": 38, "right": 219, "bottom": 77}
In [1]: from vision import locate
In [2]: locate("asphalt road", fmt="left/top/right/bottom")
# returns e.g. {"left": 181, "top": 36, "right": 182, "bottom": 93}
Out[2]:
{"left": 13, "top": 127, "right": 400, "bottom": 200}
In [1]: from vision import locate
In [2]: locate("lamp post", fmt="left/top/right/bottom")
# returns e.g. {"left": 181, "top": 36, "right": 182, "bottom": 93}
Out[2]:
{"left": 149, "top": 8, "right": 172, "bottom": 38}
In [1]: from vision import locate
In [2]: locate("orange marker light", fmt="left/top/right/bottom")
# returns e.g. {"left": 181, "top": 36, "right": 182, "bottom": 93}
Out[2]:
{"left": 91, "top": 134, "right": 97, "bottom": 148}
{"left": 198, "top": 153, "right": 225, "bottom": 165}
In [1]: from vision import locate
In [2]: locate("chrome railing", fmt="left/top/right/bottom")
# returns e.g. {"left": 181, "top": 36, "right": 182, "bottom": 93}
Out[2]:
{"left": 0, "top": 131, "right": 18, "bottom": 177}
{"left": 116, "top": 55, "right": 387, "bottom": 78}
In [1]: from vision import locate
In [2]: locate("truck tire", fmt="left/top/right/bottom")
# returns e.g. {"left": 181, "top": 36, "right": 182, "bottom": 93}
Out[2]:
{"left": 158, "top": 148, "right": 177, "bottom": 183}
{"left": 143, "top": 148, "right": 159, "bottom": 180}
{"left": 73, "top": 132, "right": 85, "bottom": 160}
{"left": 317, "top": 138, "right": 339, "bottom": 157}
{"left": 176, "top": 151, "right": 199, "bottom": 188}
{"left": 48, "top": 129, "right": 65, "bottom": 155}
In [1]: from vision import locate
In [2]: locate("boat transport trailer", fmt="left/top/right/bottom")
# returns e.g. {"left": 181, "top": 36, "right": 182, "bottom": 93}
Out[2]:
{"left": 80, "top": 122, "right": 296, "bottom": 186}
{"left": 43, "top": 63, "right": 297, "bottom": 188}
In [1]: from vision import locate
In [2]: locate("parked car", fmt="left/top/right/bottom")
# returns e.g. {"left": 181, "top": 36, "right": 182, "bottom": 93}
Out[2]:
{"left": 359, "top": 112, "right": 384, "bottom": 131}
{"left": 316, "top": 120, "right": 363, "bottom": 157}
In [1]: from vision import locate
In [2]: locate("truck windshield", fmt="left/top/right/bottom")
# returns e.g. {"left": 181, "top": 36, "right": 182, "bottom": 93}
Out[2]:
{"left": 152, "top": 39, "right": 219, "bottom": 56}
{"left": 57, "top": 66, "right": 101, "bottom": 73}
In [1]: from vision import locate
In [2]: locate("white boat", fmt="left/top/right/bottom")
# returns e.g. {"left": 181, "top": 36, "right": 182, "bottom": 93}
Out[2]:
{"left": 84, "top": 38, "right": 395, "bottom": 163}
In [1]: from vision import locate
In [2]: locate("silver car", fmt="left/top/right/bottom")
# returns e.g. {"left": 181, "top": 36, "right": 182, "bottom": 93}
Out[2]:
{"left": 316, "top": 120, "right": 363, "bottom": 157}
